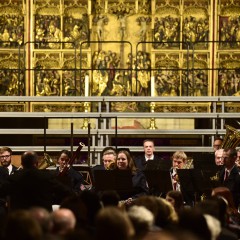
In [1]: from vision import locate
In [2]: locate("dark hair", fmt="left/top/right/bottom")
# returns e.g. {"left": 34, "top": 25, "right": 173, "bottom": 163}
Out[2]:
{"left": 21, "top": 151, "right": 38, "bottom": 168}
{"left": 143, "top": 139, "right": 154, "bottom": 146}
{"left": 166, "top": 190, "right": 184, "bottom": 211}
{"left": 60, "top": 149, "right": 71, "bottom": 159}
{"left": 214, "top": 136, "right": 223, "bottom": 142}
{"left": 101, "top": 147, "right": 116, "bottom": 159}
{"left": 224, "top": 148, "right": 237, "bottom": 158}
{"left": 0, "top": 146, "right": 13, "bottom": 155}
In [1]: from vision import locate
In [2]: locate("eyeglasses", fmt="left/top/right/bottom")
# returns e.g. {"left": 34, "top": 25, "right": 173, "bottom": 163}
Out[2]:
{"left": 0, "top": 155, "right": 11, "bottom": 159}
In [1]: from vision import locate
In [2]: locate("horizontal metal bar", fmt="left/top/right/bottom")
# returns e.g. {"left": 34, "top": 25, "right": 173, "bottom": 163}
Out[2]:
{"left": 0, "top": 129, "right": 226, "bottom": 135}
{"left": 0, "top": 112, "right": 219, "bottom": 118}
{"left": 0, "top": 96, "right": 222, "bottom": 103}
{"left": 9, "top": 146, "right": 214, "bottom": 153}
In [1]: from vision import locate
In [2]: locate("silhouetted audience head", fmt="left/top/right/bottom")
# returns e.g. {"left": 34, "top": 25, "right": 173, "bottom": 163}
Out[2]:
{"left": 21, "top": 151, "right": 38, "bottom": 169}
{"left": 3, "top": 210, "right": 42, "bottom": 240}
{"left": 166, "top": 190, "right": 184, "bottom": 213}
{"left": 51, "top": 208, "right": 76, "bottom": 236}
{"left": 29, "top": 207, "right": 52, "bottom": 234}
{"left": 212, "top": 187, "right": 236, "bottom": 209}
{"left": 178, "top": 208, "right": 211, "bottom": 240}
{"left": 127, "top": 205, "right": 154, "bottom": 239}
{"left": 100, "top": 190, "right": 120, "bottom": 207}
{"left": 60, "top": 195, "right": 88, "bottom": 230}
{"left": 95, "top": 207, "right": 134, "bottom": 240}
{"left": 133, "top": 196, "right": 178, "bottom": 229}
{"left": 78, "top": 190, "right": 102, "bottom": 229}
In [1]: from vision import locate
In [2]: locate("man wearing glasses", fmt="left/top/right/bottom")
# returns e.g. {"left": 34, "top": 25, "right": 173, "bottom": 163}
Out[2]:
{"left": 0, "top": 147, "right": 18, "bottom": 175}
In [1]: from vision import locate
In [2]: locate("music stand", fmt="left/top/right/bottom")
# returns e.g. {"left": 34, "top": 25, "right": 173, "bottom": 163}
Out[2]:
{"left": 73, "top": 165, "right": 93, "bottom": 186}
{"left": 177, "top": 168, "right": 212, "bottom": 204}
{"left": 143, "top": 169, "right": 173, "bottom": 196}
{"left": 192, "top": 153, "right": 217, "bottom": 171}
{"left": 145, "top": 159, "right": 172, "bottom": 171}
{"left": 93, "top": 170, "right": 133, "bottom": 200}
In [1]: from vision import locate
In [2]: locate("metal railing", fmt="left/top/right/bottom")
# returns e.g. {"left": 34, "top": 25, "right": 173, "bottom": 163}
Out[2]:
{"left": 0, "top": 96, "right": 239, "bottom": 162}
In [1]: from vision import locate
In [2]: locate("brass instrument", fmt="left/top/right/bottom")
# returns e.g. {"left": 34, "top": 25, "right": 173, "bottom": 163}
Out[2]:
{"left": 210, "top": 172, "right": 219, "bottom": 181}
{"left": 17, "top": 152, "right": 56, "bottom": 170}
{"left": 183, "top": 158, "right": 194, "bottom": 169}
{"left": 106, "top": 160, "right": 117, "bottom": 170}
{"left": 38, "top": 153, "right": 56, "bottom": 169}
{"left": 221, "top": 124, "right": 240, "bottom": 149}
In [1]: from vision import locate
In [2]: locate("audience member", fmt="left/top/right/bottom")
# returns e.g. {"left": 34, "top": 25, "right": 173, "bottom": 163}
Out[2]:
{"left": 60, "top": 190, "right": 102, "bottom": 236}
{"left": 178, "top": 208, "right": 212, "bottom": 240}
{"left": 127, "top": 205, "right": 154, "bottom": 239}
{"left": 29, "top": 207, "right": 52, "bottom": 234}
{"left": 3, "top": 209, "right": 42, "bottom": 240}
{"left": 55, "top": 149, "right": 85, "bottom": 194}
{"left": 134, "top": 139, "right": 161, "bottom": 170}
{"left": 100, "top": 190, "right": 120, "bottom": 207}
{"left": 95, "top": 206, "right": 135, "bottom": 240}
{"left": 0, "top": 151, "right": 73, "bottom": 211}
{"left": 195, "top": 197, "right": 238, "bottom": 240}
{"left": 133, "top": 195, "right": 177, "bottom": 230}
{"left": 51, "top": 208, "right": 76, "bottom": 236}
{"left": 212, "top": 187, "right": 240, "bottom": 225}
{"left": 166, "top": 190, "right": 184, "bottom": 214}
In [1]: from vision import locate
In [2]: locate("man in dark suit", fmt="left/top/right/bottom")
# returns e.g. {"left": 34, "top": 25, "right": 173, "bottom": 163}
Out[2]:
{"left": 219, "top": 148, "right": 240, "bottom": 208}
{"left": 0, "top": 146, "right": 18, "bottom": 175}
{"left": 134, "top": 139, "right": 161, "bottom": 170}
{"left": 0, "top": 151, "right": 73, "bottom": 211}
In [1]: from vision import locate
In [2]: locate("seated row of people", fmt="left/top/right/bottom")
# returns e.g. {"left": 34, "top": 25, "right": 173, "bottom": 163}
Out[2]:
{"left": 1, "top": 141, "right": 240, "bottom": 215}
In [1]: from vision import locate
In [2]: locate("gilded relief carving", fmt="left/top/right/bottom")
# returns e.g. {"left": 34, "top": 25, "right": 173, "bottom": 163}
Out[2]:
{"left": 154, "top": 2, "right": 180, "bottom": 49}
{"left": 1, "top": 0, "right": 240, "bottom": 108}
{"left": 182, "top": 54, "right": 208, "bottom": 96}
{"left": 0, "top": 54, "right": 24, "bottom": 96}
{"left": 63, "top": 6, "right": 89, "bottom": 49}
{"left": 183, "top": 0, "right": 209, "bottom": 49}
{"left": 154, "top": 54, "right": 180, "bottom": 96}
{"left": 218, "top": 54, "right": 240, "bottom": 96}
{"left": 219, "top": 1, "right": 240, "bottom": 49}
{"left": 0, "top": 1, "right": 24, "bottom": 48}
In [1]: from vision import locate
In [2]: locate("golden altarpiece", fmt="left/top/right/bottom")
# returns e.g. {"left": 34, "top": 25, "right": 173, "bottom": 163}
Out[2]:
{"left": 0, "top": 0, "right": 240, "bottom": 130}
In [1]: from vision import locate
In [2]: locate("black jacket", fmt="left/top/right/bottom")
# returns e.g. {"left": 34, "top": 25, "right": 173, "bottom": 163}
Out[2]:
{"left": 0, "top": 168, "right": 73, "bottom": 211}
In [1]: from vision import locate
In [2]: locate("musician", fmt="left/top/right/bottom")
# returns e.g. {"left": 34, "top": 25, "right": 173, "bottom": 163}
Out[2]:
{"left": 215, "top": 148, "right": 224, "bottom": 166}
{"left": 235, "top": 149, "right": 240, "bottom": 168}
{"left": 93, "top": 147, "right": 117, "bottom": 170}
{"left": 0, "top": 151, "right": 73, "bottom": 211}
{"left": 0, "top": 147, "right": 18, "bottom": 175}
{"left": 213, "top": 136, "right": 223, "bottom": 152}
{"left": 116, "top": 149, "right": 149, "bottom": 205}
{"left": 55, "top": 150, "right": 85, "bottom": 194}
{"left": 170, "top": 151, "right": 187, "bottom": 191}
{"left": 0, "top": 147, "right": 18, "bottom": 223}
{"left": 134, "top": 139, "right": 161, "bottom": 171}
{"left": 218, "top": 148, "right": 240, "bottom": 208}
